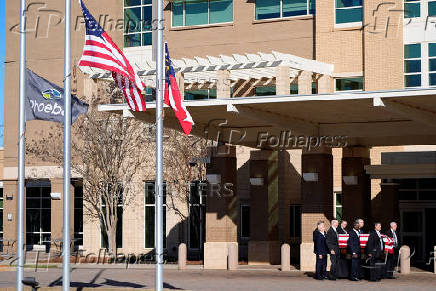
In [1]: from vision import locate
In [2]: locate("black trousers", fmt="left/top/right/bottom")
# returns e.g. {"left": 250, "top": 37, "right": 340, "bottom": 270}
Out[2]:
{"left": 316, "top": 255, "right": 327, "bottom": 279}
{"left": 350, "top": 255, "right": 361, "bottom": 279}
{"left": 329, "top": 254, "right": 339, "bottom": 279}
{"left": 386, "top": 249, "right": 399, "bottom": 278}
{"left": 369, "top": 256, "right": 384, "bottom": 281}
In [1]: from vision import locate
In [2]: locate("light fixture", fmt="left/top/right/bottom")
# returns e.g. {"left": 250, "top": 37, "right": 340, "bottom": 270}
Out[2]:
{"left": 50, "top": 192, "right": 61, "bottom": 200}
{"left": 343, "top": 176, "right": 358, "bottom": 185}
{"left": 206, "top": 174, "right": 221, "bottom": 184}
{"left": 249, "top": 177, "right": 264, "bottom": 186}
{"left": 302, "top": 173, "right": 319, "bottom": 182}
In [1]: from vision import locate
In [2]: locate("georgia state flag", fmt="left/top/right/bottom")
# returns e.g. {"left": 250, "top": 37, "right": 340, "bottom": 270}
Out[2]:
{"left": 164, "top": 43, "right": 194, "bottom": 135}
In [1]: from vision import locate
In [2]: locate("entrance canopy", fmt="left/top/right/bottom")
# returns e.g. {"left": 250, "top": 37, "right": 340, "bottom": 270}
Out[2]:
{"left": 99, "top": 88, "right": 436, "bottom": 148}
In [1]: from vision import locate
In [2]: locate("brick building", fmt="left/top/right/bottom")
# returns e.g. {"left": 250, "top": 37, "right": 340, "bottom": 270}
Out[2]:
{"left": 3, "top": 0, "right": 436, "bottom": 271}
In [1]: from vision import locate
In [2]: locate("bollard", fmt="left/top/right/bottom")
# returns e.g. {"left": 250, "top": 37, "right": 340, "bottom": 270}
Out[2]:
{"left": 227, "top": 243, "right": 238, "bottom": 270}
{"left": 400, "top": 245, "right": 410, "bottom": 274}
{"left": 281, "top": 243, "right": 290, "bottom": 271}
{"left": 178, "top": 243, "right": 187, "bottom": 270}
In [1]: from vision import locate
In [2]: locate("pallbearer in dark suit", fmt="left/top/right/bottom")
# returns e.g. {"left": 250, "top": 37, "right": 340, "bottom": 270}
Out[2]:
{"left": 326, "top": 220, "right": 340, "bottom": 280}
{"left": 348, "top": 220, "right": 362, "bottom": 281}
{"left": 366, "top": 223, "right": 385, "bottom": 282}
{"left": 338, "top": 220, "right": 348, "bottom": 234}
{"left": 385, "top": 222, "right": 399, "bottom": 279}
{"left": 314, "top": 221, "right": 328, "bottom": 280}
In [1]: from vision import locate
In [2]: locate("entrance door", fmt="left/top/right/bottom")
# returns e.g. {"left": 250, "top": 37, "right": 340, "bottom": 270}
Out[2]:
{"left": 400, "top": 209, "right": 425, "bottom": 262}
{"left": 26, "top": 185, "right": 51, "bottom": 249}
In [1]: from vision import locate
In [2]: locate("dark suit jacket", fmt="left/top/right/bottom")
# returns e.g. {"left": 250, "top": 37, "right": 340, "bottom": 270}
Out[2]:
{"left": 347, "top": 229, "right": 361, "bottom": 255}
{"left": 366, "top": 230, "right": 384, "bottom": 258}
{"left": 314, "top": 231, "right": 328, "bottom": 255}
{"left": 385, "top": 229, "right": 400, "bottom": 249}
{"left": 337, "top": 227, "right": 347, "bottom": 234}
{"left": 326, "top": 227, "right": 340, "bottom": 254}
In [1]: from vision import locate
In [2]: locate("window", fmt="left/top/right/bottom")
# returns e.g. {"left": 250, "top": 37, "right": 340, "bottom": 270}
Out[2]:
{"left": 335, "top": 0, "right": 363, "bottom": 25}
{"left": 172, "top": 0, "right": 233, "bottom": 27}
{"left": 26, "top": 183, "right": 51, "bottom": 247}
{"left": 189, "top": 181, "right": 206, "bottom": 249}
{"left": 74, "top": 184, "right": 83, "bottom": 248}
{"left": 255, "top": 86, "right": 276, "bottom": 96}
{"left": 101, "top": 184, "right": 123, "bottom": 249}
{"left": 240, "top": 205, "right": 250, "bottom": 238}
{"left": 0, "top": 187, "right": 3, "bottom": 252}
{"left": 145, "top": 181, "right": 167, "bottom": 248}
{"left": 404, "top": 43, "right": 422, "bottom": 88}
{"left": 185, "top": 89, "right": 217, "bottom": 100}
{"left": 255, "top": 0, "right": 315, "bottom": 20}
{"left": 335, "top": 192, "right": 343, "bottom": 221}
{"left": 395, "top": 178, "right": 436, "bottom": 200}
{"left": 124, "top": 0, "right": 152, "bottom": 48}
{"left": 335, "top": 77, "right": 364, "bottom": 91}
{"left": 429, "top": 0, "right": 436, "bottom": 16}
{"left": 404, "top": 0, "right": 420, "bottom": 18}
{"left": 289, "top": 204, "right": 301, "bottom": 238}
{"left": 429, "top": 43, "right": 436, "bottom": 86}
{"left": 290, "top": 81, "right": 318, "bottom": 94}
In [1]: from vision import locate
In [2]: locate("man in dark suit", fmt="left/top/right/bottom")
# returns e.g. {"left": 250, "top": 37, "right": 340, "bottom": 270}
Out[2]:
{"left": 348, "top": 220, "right": 361, "bottom": 281}
{"left": 338, "top": 220, "right": 348, "bottom": 234}
{"left": 314, "top": 221, "right": 328, "bottom": 280}
{"left": 385, "top": 222, "right": 399, "bottom": 279}
{"left": 326, "top": 219, "right": 340, "bottom": 280}
{"left": 366, "top": 222, "right": 385, "bottom": 282}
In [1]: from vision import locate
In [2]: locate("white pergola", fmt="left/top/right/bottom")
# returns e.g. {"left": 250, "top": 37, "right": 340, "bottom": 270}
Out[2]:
{"left": 79, "top": 51, "right": 334, "bottom": 89}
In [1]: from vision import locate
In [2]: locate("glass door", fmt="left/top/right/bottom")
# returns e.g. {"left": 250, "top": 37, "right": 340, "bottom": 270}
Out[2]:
{"left": 400, "top": 209, "right": 425, "bottom": 262}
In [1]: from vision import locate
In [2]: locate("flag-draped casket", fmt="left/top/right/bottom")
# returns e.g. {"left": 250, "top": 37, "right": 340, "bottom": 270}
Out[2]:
{"left": 338, "top": 234, "right": 394, "bottom": 254}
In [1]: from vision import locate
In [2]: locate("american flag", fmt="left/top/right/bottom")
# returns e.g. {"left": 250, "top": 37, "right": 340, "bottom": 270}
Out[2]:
{"left": 164, "top": 43, "right": 194, "bottom": 135}
{"left": 338, "top": 234, "right": 394, "bottom": 254}
{"left": 78, "top": 0, "right": 146, "bottom": 111}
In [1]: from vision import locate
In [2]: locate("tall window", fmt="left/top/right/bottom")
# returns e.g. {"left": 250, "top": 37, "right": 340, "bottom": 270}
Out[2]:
{"left": 429, "top": 43, "right": 436, "bottom": 86}
{"left": 101, "top": 185, "right": 123, "bottom": 249}
{"left": 404, "top": 0, "right": 420, "bottom": 18}
{"left": 26, "top": 183, "right": 51, "bottom": 247}
{"left": 0, "top": 187, "right": 3, "bottom": 252}
{"left": 429, "top": 0, "right": 436, "bottom": 16}
{"left": 189, "top": 181, "right": 206, "bottom": 249}
{"left": 185, "top": 89, "right": 217, "bottom": 100}
{"left": 145, "top": 181, "right": 167, "bottom": 248}
{"left": 335, "top": 192, "right": 343, "bottom": 221}
{"left": 335, "top": 77, "right": 364, "bottom": 91}
{"left": 74, "top": 184, "right": 84, "bottom": 247}
{"left": 124, "top": 0, "right": 152, "bottom": 48}
{"left": 240, "top": 204, "right": 250, "bottom": 239}
{"left": 172, "top": 0, "right": 233, "bottom": 27}
{"left": 335, "top": 0, "right": 363, "bottom": 25}
{"left": 255, "top": 0, "right": 315, "bottom": 20}
{"left": 289, "top": 204, "right": 301, "bottom": 238}
{"left": 404, "top": 43, "right": 422, "bottom": 88}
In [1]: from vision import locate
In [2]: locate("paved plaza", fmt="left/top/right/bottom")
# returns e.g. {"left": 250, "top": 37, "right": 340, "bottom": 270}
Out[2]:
{"left": 0, "top": 266, "right": 435, "bottom": 291}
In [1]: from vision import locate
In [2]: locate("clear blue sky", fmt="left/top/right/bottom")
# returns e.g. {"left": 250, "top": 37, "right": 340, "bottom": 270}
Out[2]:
{"left": 0, "top": 0, "right": 4, "bottom": 147}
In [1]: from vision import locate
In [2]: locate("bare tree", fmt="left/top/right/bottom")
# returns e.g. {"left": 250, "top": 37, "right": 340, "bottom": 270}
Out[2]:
{"left": 28, "top": 81, "right": 153, "bottom": 254}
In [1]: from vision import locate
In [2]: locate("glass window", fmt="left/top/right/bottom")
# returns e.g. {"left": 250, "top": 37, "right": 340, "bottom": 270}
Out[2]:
{"left": 335, "top": 77, "right": 364, "bottom": 91}
{"left": 429, "top": 0, "right": 436, "bottom": 16}
{"left": 404, "top": 43, "right": 422, "bottom": 88}
{"left": 255, "top": 0, "right": 314, "bottom": 20}
{"left": 335, "top": 192, "right": 343, "bottom": 221}
{"left": 335, "top": 0, "right": 363, "bottom": 24}
{"left": 74, "top": 184, "right": 83, "bottom": 247}
{"left": 185, "top": 89, "right": 217, "bottom": 100}
{"left": 290, "top": 83, "right": 298, "bottom": 94}
{"left": 240, "top": 205, "right": 250, "bottom": 238}
{"left": 145, "top": 181, "right": 167, "bottom": 248}
{"left": 26, "top": 184, "right": 51, "bottom": 247}
{"left": 404, "top": 0, "right": 420, "bottom": 18}
{"left": 124, "top": 0, "right": 153, "bottom": 47}
{"left": 189, "top": 181, "right": 206, "bottom": 249}
{"left": 429, "top": 43, "right": 436, "bottom": 86}
{"left": 172, "top": 0, "right": 233, "bottom": 27}
{"left": 289, "top": 204, "right": 301, "bottom": 238}
{"left": 255, "top": 86, "right": 276, "bottom": 96}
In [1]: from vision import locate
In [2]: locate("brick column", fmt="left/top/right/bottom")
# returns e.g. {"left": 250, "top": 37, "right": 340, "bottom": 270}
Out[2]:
{"left": 176, "top": 72, "right": 184, "bottom": 99}
{"left": 342, "top": 147, "right": 371, "bottom": 225}
{"left": 248, "top": 150, "right": 281, "bottom": 265}
{"left": 300, "top": 147, "right": 333, "bottom": 271}
{"left": 50, "top": 178, "right": 74, "bottom": 248}
{"left": 318, "top": 75, "right": 333, "bottom": 93}
{"left": 275, "top": 66, "right": 290, "bottom": 95}
{"left": 3, "top": 180, "right": 18, "bottom": 251}
{"left": 204, "top": 145, "right": 238, "bottom": 269}
{"left": 217, "top": 70, "right": 231, "bottom": 99}
{"left": 298, "top": 71, "right": 313, "bottom": 95}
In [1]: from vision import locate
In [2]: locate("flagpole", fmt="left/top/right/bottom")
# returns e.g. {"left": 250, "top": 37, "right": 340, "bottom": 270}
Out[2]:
{"left": 62, "top": 0, "right": 72, "bottom": 289}
{"left": 16, "top": 0, "right": 27, "bottom": 290}
{"left": 155, "top": 0, "right": 164, "bottom": 290}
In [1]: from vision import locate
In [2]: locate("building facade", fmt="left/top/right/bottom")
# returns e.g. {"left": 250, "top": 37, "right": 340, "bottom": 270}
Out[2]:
{"left": 3, "top": 0, "right": 436, "bottom": 271}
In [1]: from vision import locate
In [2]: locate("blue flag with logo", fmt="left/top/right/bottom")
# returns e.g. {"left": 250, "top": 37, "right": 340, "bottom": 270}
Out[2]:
{"left": 26, "top": 69, "right": 89, "bottom": 124}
